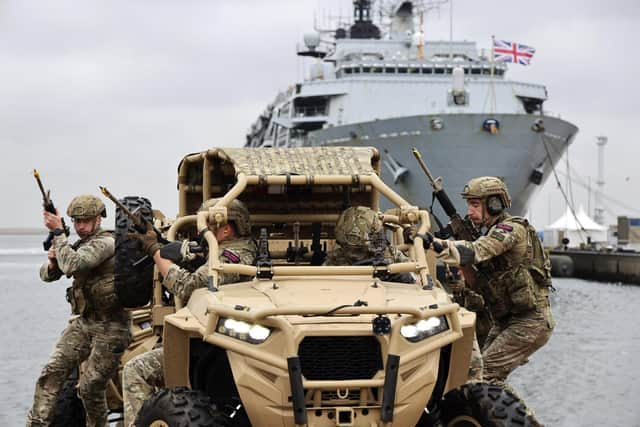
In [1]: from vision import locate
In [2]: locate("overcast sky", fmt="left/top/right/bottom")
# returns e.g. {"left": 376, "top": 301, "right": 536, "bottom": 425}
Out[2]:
{"left": 1, "top": 0, "right": 639, "bottom": 230}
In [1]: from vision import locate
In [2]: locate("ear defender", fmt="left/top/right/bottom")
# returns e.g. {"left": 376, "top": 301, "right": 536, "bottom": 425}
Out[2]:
{"left": 486, "top": 196, "right": 504, "bottom": 216}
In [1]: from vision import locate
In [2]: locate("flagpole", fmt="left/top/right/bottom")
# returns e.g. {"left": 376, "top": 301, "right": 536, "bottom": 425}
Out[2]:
{"left": 449, "top": 0, "right": 453, "bottom": 60}
{"left": 490, "top": 35, "right": 496, "bottom": 113}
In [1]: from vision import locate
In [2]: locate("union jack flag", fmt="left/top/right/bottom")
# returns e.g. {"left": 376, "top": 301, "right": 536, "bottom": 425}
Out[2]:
{"left": 493, "top": 39, "right": 536, "bottom": 65}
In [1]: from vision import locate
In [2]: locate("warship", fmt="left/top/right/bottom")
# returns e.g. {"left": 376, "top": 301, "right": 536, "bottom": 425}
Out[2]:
{"left": 245, "top": 0, "right": 579, "bottom": 218}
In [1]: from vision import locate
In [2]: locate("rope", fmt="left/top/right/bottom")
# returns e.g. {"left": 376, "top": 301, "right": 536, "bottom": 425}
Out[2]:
{"left": 540, "top": 133, "right": 589, "bottom": 242}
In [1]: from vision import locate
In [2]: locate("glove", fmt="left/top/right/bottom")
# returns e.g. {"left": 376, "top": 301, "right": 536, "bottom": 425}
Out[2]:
{"left": 160, "top": 240, "right": 199, "bottom": 263}
{"left": 402, "top": 227, "right": 416, "bottom": 244}
{"left": 129, "top": 228, "right": 161, "bottom": 257}
{"left": 403, "top": 228, "right": 437, "bottom": 250}
{"left": 431, "top": 237, "right": 446, "bottom": 253}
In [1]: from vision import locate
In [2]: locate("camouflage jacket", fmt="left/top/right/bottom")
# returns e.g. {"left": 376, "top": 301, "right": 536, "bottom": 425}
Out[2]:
{"left": 438, "top": 213, "right": 543, "bottom": 319}
{"left": 164, "top": 237, "right": 258, "bottom": 302}
{"left": 40, "top": 228, "right": 121, "bottom": 316}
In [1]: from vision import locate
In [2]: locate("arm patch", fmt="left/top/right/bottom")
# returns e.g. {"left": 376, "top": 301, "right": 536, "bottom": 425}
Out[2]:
{"left": 221, "top": 249, "right": 241, "bottom": 263}
{"left": 496, "top": 223, "right": 513, "bottom": 232}
{"left": 490, "top": 231, "right": 505, "bottom": 241}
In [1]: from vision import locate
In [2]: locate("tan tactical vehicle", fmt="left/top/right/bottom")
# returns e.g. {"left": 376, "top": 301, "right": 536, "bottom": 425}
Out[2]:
{"left": 54, "top": 147, "right": 532, "bottom": 426}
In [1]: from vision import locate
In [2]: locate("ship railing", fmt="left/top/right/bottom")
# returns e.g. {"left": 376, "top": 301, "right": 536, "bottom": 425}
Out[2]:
{"left": 294, "top": 106, "right": 327, "bottom": 117}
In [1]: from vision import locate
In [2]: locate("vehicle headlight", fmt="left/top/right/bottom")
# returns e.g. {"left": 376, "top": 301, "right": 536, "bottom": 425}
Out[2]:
{"left": 400, "top": 316, "right": 449, "bottom": 342}
{"left": 216, "top": 317, "right": 272, "bottom": 344}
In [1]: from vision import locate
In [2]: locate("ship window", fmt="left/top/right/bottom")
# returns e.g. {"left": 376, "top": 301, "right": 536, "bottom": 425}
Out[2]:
{"left": 398, "top": 67, "right": 408, "bottom": 73}
{"left": 471, "top": 68, "right": 481, "bottom": 75}
{"left": 482, "top": 69, "right": 492, "bottom": 75}
{"left": 373, "top": 67, "right": 383, "bottom": 73}
{"left": 517, "top": 96, "right": 544, "bottom": 114}
{"left": 435, "top": 68, "right": 445, "bottom": 74}
{"left": 423, "top": 68, "right": 432, "bottom": 74}
{"left": 385, "top": 67, "right": 395, "bottom": 74}
{"left": 345, "top": 68, "right": 352, "bottom": 74}
{"left": 362, "top": 67, "right": 371, "bottom": 73}
{"left": 409, "top": 67, "right": 419, "bottom": 74}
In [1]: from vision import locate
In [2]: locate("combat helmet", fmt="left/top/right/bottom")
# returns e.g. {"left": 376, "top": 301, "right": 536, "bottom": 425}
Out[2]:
{"left": 67, "top": 195, "right": 107, "bottom": 219}
{"left": 461, "top": 176, "right": 511, "bottom": 214}
{"left": 199, "top": 198, "right": 251, "bottom": 236}
{"left": 335, "top": 206, "right": 383, "bottom": 248}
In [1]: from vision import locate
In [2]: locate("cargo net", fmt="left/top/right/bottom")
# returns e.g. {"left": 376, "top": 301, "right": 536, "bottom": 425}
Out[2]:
{"left": 222, "top": 147, "right": 377, "bottom": 176}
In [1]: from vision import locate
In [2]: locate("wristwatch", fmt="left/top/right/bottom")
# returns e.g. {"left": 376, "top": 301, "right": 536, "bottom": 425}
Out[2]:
{"left": 52, "top": 228, "right": 65, "bottom": 236}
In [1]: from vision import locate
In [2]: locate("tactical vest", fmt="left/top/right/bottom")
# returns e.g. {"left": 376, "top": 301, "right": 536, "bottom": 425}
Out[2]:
{"left": 476, "top": 215, "right": 551, "bottom": 320}
{"left": 68, "top": 230, "right": 123, "bottom": 318}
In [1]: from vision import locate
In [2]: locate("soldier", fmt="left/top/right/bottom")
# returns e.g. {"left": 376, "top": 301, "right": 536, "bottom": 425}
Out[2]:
{"left": 325, "top": 206, "right": 413, "bottom": 283}
{"left": 431, "top": 177, "right": 555, "bottom": 388}
{"left": 121, "top": 198, "right": 257, "bottom": 427}
{"left": 26, "top": 195, "right": 129, "bottom": 427}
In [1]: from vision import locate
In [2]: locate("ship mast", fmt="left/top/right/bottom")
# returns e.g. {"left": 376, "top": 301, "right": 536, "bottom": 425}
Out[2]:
{"left": 594, "top": 135, "right": 608, "bottom": 225}
{"left": 350, "top": 0, "right": 381, "bottom": 39}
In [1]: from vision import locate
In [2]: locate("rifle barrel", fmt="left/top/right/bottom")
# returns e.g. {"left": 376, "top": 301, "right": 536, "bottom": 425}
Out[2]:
{"left": 33, "top": 169, "right": 48, "bottom": 198}
{"left": 99, "top": 186, "right": 142, "bottom": 227}
{"left": 411, "top": 148, "right": 441, "bottom": 191}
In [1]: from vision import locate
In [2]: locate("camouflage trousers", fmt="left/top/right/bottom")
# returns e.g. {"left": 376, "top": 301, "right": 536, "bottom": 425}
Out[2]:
{"left": 26, "top": 316, "right": 129, "bottom": 427}
{"left": 481, "top": 304, "right": 554, "bottom": 386}
{"left": 467, "top": 333, "right": 484, "bottom": 383}
{"left": 122, "top": 347, "right": 164, "bottom": 427}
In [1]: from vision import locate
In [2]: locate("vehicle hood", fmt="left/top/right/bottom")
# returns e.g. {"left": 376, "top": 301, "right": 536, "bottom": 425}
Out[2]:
{"left": 185, "top": 276, "right": 450, "bottom": 325}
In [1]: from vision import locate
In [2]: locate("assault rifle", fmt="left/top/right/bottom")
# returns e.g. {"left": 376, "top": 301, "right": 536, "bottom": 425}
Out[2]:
{"left": 33, "top": 169, "right": 70, "bottom": 250}
{"left": 411, "top": 148, "right": 481, "bottom": 242}
{"left": 411, "top": 148, "right": 494, "bottom": 290}
{"left": 99, "top": 186, "right": 168, "bottom": 244}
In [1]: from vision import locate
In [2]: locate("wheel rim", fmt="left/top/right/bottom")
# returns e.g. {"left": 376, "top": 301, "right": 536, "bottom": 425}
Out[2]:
{"left": 149, "top": 421, "right": 170, "bottom": 427}
{"left": 446, "top": 414, "right": 483, "bottom": 427}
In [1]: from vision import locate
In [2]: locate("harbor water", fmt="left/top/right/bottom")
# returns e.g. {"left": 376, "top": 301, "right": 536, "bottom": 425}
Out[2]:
{"left": 2, "top": 234, "right": 640, "bottom": 426}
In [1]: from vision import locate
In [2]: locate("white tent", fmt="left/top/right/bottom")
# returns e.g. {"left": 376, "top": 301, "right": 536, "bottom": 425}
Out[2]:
{"left": 543, "top": 205, "right": 608, "bottom": 247}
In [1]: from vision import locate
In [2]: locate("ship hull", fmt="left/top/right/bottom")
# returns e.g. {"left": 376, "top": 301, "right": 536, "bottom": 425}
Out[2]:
{"left": 308, "top": 113, "right": 578, "bottom": 219}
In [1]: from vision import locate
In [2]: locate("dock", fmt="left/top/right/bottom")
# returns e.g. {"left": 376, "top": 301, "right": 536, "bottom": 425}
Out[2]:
{"left": 550, "top": 250, "right": 640, "bottom": 285}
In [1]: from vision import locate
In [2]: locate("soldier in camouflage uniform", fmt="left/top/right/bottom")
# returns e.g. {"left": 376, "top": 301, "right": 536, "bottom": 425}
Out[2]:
{"left": 122, "top": 198, "right": 257, "bottom": 426}
{"left": 26, "top": 195, "right": 129, "bottom": 427}
{"left": 325, "top": 206, "right": 413, "bottom": 283}
{"left": 432, "top": 177, "right": 555, "bottom": 388}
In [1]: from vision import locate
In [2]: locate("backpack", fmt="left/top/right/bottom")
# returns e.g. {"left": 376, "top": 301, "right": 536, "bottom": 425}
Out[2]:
{"left": 511, "top": 217, "right": 552, "bottom": 290}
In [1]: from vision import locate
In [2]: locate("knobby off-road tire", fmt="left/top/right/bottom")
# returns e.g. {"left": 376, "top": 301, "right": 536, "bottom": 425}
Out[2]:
{"left": 439, "top": 383, "right": 532, "bottom": 427}
{"left": 135, "top": 387, "right": 230, "bottom": 427}
{"left": 51, "top": 377, "right": 86, "bottom": 427}
{"left": 114, "top": 196, "right": 154, "bottom": 308}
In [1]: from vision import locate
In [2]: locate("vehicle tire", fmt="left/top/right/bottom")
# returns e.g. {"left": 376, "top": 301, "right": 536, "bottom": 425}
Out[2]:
{"left": 51, "top": 377, "right": 86, "bottom": 427}
{"left": 438, "top": 383, "right": 532, "bottom": 427}
{"left": 114, "top": 196, "right": 155, "bottom": 308}
{"left": 135, "top": 387, "right": 230, "bottom": 427}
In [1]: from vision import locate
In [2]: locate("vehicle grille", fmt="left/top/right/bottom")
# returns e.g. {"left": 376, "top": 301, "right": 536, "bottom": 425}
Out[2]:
{"left": 298, "top": 336, "right": 383, "bottom": 380}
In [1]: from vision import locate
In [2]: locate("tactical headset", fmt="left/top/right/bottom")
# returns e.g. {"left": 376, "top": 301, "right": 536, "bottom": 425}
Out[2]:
{"left": 485, "top": 195, "right": 505, "bottom": 216}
